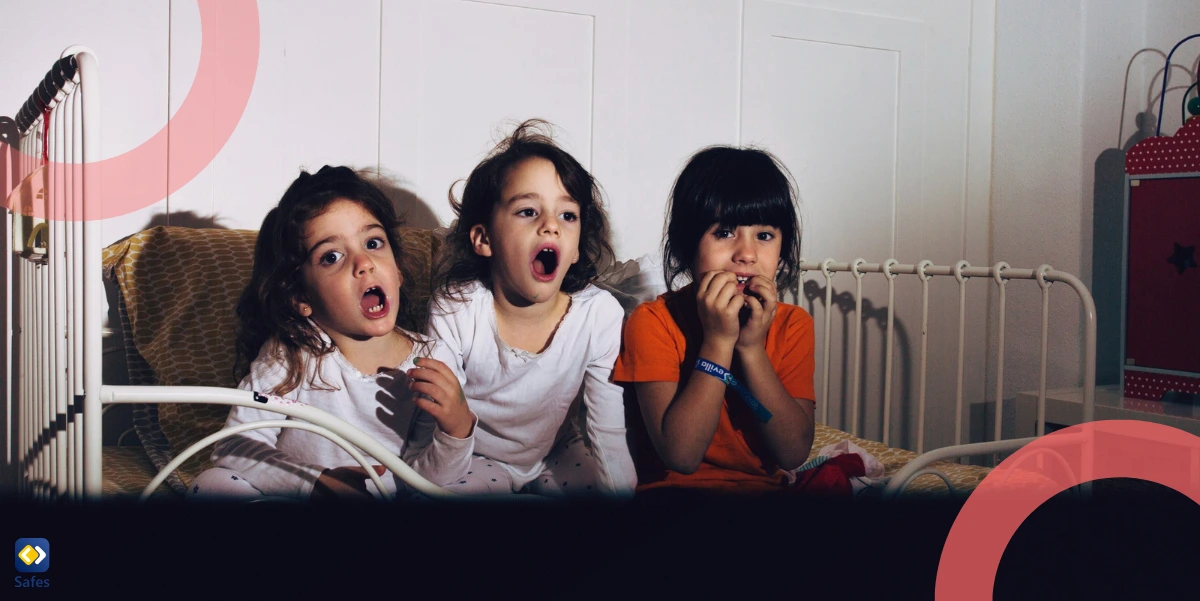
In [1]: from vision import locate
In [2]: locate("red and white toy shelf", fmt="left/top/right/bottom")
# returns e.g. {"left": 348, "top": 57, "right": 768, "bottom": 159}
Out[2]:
{"left": 1122, "top": 33, "right": 1200, "bottom": 402}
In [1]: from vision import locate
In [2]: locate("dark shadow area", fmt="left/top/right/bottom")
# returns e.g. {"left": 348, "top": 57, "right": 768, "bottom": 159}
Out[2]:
{"left": 0, "top": 495, "right": 967, "bottom": 596}
{"left": 5, "top": 490, "right": 1196, "bottom": 597}
{"left": 358, "top": 167, "right": 442, "bottom": 230}
{"left": 146, "top": 209, "right": 229, "bottom": 230}
{"left": 996, "top": 479, "right": 1200, "bottom": 600}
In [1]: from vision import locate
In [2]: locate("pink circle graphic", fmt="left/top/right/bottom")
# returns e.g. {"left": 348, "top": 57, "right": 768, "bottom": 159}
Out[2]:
{"left": 935, "top": 420, "right": 1200, "bottom": 599}
{"left": 3, "top": 0, "right": 259, "bottom": 220}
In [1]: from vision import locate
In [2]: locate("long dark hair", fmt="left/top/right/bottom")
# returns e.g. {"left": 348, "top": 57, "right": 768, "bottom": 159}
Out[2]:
{"left": 234, "top": 165, "right": 420, "bottom": 394}
{"left": 662, "top": 146, "right": 803, "bottom": 292}
{"left": 434, "top": 119, "right": 614, "bottom": 301}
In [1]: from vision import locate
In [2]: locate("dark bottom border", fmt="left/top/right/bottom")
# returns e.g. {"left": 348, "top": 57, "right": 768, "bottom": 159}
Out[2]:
{"left": 3, "top": 480, "right": 1199, "bottom": 599}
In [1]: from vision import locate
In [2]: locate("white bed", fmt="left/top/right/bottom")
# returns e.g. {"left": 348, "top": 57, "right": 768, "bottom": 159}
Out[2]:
{"left": 3, "top": 47, "right": 1097, "bottom": 504}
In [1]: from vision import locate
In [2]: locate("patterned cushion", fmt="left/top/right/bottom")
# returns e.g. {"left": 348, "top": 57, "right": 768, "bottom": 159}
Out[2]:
{"left": 102, "top": 225, "right": 441, "bottom": 496}
{"left": 101, "top": 447, "right": 175, "bottom": 500}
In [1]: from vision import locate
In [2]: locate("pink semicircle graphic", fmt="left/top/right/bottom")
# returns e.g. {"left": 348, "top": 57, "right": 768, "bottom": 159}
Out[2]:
{"left": 935, "top": 420, "right": 1200, "bottom": 599}
{"left": 2, "top": 0, "right": 259, "bottom": 221}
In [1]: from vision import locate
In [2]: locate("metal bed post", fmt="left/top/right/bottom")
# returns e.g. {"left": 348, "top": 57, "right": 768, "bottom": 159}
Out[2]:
{"left": 76, "top": 50, "right": 103, "bottom": 501}
{"left": 4, "top": 126, "right": 12, "bottom": 479}
{"left": 991, "top": 262, "right": 1010, "bottom": 465}
{"left": 52, "top": 90, "right": 67, "bottom": 500}
{"left": 819, "top": 259, "right": 834, "bottom": 427}
{"left": 881, "top": 259, "right": 898, "bottom": 447}
{"left": 38, "top": 215, "right": 48, "bottom": 499}
{"left": 952, "top": 260, "right": 969, "bottom": 448}
{"left": 848, "top": 258, "right": 865, "bottom": 437}
{"left": 915, "top": 260, "right": 933, "bottom": 454}
{"left": 71, "top": 83, "right": 85, "bottom": 501}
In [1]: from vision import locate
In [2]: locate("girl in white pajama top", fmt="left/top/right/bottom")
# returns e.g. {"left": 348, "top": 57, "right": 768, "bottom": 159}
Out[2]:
{"left": 191, "top": 166, "right": 476, "bottom": 502}
{"left": 428, "top": 120, "right": 637, "bottom": 498}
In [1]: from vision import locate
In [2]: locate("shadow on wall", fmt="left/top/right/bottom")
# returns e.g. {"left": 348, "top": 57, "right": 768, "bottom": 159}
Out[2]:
{"left": 1092, "top": 48, "right": 1200, "bottom": 387}
{"left": 358, "top": 167, "right": 442, "bottom": 231}
{"left": 800, "top": 279, "right": 915, "bottom": 449}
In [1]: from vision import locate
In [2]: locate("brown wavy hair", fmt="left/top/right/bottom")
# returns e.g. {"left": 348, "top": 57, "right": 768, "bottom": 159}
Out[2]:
{"left": 233, "top": 165, "right": 422, "bottom": 395}
{"left": 434, "top": 119, "right": 614, "bottom": 303}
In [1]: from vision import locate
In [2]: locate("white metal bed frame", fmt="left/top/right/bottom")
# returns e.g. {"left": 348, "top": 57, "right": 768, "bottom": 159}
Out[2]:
{"left": 793, "top": 259, "right": 1096, "bottom": 499}
{"left": 4, "top": 49, "right": 1096, "bottom": 504}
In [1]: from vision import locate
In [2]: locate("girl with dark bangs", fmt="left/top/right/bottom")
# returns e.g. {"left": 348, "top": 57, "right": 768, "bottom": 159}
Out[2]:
{"left": 615, "top": 146, "right": 863, "bottom": 499}
{"left": 426, "top": 119, "right": 637, "bottom": 499}
{"left": 191, "top": 166, "right": 476, "bottom": 502}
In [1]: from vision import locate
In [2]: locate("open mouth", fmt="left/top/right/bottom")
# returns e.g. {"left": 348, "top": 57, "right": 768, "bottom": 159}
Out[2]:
{"left": 531, "top": 245, "right": 560, "bottom": 282}
{"left": 360, "top": 286, "right": 389, "bottom": 319}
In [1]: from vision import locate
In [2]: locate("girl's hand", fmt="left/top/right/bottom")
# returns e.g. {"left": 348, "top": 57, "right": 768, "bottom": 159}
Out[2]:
{"left": 696, "top": 271, "right": 745, "bottom": 349}
{"left": 407, "top": 357, "right": 475, "bottom": 439}
{"left": 737, "top": 275, "right": 778, "bottom": 352}
{"left": 310, "top": 465, "right": 386, "bottom": 503}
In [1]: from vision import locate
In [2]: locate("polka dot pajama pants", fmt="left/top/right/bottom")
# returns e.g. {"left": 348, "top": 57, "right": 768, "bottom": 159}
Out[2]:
{"left": 443, "top": 435, "right": 605, "bottom": 498}
{"left": 188, "top": 467, "right": 392, "bottom": 502}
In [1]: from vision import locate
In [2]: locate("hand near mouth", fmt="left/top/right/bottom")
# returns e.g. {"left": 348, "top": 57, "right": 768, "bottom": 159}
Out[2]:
{"left": 696, "top": 271, "right": 746, "bottom": 349}
{"left": 736, "top": 275, "right": 777, "bottom": 351}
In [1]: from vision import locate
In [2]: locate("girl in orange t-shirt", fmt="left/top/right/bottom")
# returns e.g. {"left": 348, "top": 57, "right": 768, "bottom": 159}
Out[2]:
{"left": 613, "top": 146, "right": 827, "bottom": 498}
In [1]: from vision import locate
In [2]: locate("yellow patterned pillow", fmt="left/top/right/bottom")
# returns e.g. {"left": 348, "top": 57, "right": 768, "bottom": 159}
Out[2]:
{"left": 102, "top": 225, "right": 440, "bottom": 493}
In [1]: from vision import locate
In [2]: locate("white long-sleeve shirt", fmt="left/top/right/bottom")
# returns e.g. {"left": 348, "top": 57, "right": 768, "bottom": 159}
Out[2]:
{"left": 427, "top": 282, "right": 637, "bottom": 495}
{"left": 211, "top": 330, "right": 475, "bottom": 499}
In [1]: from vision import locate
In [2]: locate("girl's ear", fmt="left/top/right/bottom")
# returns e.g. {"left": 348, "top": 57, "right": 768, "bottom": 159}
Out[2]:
{"left": 469, "top": 224, "right": 493, "bottom": 258}
{"left": 294, "top": 293, "right": 313, "bottom": 317}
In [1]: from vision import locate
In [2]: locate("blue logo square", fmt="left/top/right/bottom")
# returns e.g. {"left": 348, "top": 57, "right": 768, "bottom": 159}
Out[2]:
{"left": 14, "top": 538, "right": 49, "bottom": 573}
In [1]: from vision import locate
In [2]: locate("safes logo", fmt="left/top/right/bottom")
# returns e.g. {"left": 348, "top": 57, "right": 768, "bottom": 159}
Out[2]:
{"left": 14, "top": 539, "right": 49, "bottom": 573}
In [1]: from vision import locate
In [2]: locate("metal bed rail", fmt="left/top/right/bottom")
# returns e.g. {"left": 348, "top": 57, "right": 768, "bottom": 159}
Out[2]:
{"left": 797, "top": 258, "right": 1096, "bottom": 498}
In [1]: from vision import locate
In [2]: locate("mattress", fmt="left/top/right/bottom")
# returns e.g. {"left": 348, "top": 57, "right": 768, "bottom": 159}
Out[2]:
{"left": 810, "top": 424, "right": 991, "bottom": 498}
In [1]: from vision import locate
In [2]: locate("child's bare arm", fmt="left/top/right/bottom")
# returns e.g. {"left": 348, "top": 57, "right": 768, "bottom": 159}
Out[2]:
{"left": 637, "top": 272, "right": 745, "bottom": 473}
{"left": 735, "top": 275, "right": 815, "bottom": 469}
{"left": 734, "top": 348, "right": 816, "bottom": 470}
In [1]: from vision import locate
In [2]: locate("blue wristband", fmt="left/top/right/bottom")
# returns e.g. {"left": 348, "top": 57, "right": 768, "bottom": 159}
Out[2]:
{"left": 694, "top": 358, "right": 773, "bottom": 423}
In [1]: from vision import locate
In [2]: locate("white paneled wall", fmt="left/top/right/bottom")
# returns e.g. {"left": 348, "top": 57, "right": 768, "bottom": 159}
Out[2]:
{"left": 379, "top": 0, "right": 627, "bottom": 232}
{"left": 2, "top": 0, "right": 1000, "bottom": 451}
{"left": 623, "top": 0, "right": 741, "bottom": 255}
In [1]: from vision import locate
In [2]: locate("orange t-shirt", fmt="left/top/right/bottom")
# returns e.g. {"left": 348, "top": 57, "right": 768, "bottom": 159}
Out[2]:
{"left": 613, "top": 285, "right": 816, "bottom": 495}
